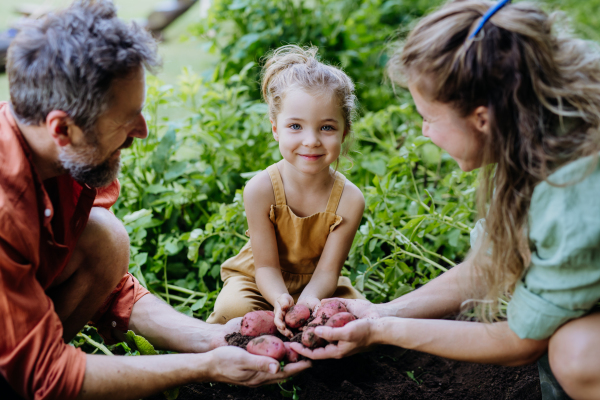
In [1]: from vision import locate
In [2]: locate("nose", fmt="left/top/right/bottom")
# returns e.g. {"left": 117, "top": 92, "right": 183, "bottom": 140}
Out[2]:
{"left": 302, "top": 129, "right": 321, "bottom": 147}
{"left": 129, "top": 113, "right": 148, "bottom": 139}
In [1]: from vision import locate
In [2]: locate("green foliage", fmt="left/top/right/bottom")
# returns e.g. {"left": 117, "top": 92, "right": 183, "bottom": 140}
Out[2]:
{"left": 113, "top": 66, "right": 477, "bottom": 317}
{"left": 189, "top": 0, "right": 443, "bottom": 111}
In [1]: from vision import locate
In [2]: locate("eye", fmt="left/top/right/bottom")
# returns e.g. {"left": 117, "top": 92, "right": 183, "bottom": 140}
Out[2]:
{"left": 289, "top": 123, "right": 301, "bottom": 130}
{"left": 321, "top": 125, "right": 336, "bottom": 131}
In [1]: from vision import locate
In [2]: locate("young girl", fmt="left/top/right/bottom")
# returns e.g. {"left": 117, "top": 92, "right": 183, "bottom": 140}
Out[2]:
{"left": 292, "top": 1, "right": 600, "bottom": 398}
{"left": 207, "top": 45, "right": 365, "bottom": 336}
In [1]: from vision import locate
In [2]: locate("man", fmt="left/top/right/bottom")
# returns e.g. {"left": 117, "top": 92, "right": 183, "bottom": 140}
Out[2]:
{"left": 0, "top": 1, "right": 309, "bottom": 399}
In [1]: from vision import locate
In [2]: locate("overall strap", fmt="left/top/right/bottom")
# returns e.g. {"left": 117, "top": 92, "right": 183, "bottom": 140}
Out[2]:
{"left": 266, "top": 164, "right": 287, "bottom": 206}
{"left": 325, "top": 171, "right": 346, "bottom": 214}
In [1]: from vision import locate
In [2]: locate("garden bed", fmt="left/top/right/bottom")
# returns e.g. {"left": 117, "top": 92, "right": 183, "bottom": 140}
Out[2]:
{"left": 145, "top": 345, "right": 541, "bottom": 400}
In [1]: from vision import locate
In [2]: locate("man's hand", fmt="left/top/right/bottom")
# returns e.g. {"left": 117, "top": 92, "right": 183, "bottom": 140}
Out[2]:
{"left": 208, "top": 317, "right": 243, "bottom": 349}
{"left": 206, "top": 346, "right": 311, "bottom": 386}
{"left": 289, "top": 318, "right": 378, "bottom": 360}
{"left": 274, "top": 293, "right": 295, "bottom": 337}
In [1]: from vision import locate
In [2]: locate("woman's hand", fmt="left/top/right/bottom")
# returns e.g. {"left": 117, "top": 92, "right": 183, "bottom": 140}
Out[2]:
{"left": 274, "top": 293, "right": 295, "bottom": 337}
{"left": 319, "top": 298, "right": 381, "bottom": 319}
{"left": 290, "top": 318, "right": 380, "bottom": 359}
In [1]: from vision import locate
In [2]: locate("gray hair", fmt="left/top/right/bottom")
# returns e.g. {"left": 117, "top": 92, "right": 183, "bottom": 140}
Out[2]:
{"left": 7, "top": 0, "right": 160, "bottom": 133}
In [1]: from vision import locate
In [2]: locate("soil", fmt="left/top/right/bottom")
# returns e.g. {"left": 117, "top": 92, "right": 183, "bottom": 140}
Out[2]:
{"left": 144, "top": 345, "right": 541, "bottom": 400}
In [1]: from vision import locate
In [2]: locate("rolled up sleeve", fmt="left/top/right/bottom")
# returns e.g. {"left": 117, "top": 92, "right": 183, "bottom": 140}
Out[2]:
{"left": 89, "top": 273, "right": 150, "bottom": 344}
{"left": 507, "top": 156, "right": 600, "bottom": 340}
{"left": 0, "top": 242, "right": 86, "bottom": 400}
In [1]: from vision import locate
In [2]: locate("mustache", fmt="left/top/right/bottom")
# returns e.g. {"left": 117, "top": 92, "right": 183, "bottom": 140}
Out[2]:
{"left": 119, "top": 136, "right": 135, "bottom": 150}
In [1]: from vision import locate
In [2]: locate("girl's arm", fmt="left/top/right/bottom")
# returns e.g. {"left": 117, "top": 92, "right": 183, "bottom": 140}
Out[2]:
{"left": 243, "top": 172, "right": 294, "bottom": 335}
{"left": 291, "top": 317, "right": 548, "bottom": 366}
{"left": 297, "top": 182, "right": 365, "bottom": 309}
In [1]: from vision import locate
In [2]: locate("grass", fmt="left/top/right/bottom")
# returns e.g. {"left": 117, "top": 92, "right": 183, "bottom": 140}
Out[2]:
{"left": 0, "top": 0, "right": 218, "bottom": 101}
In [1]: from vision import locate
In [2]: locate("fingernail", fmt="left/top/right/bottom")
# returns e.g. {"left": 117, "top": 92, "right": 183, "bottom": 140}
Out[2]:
{"left": 269, "top": 363, "right": 278, "bottom": 374}
{"left": 315, "top": 327, "right": 324, "bottom": 335}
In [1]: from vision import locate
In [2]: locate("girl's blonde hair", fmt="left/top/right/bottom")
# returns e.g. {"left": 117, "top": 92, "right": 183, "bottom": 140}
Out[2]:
{"left": 388, "top": 1, "right": 600, "bottom": 318}
{"left": 261, "top": 45, "right": 357, "bottom": 154}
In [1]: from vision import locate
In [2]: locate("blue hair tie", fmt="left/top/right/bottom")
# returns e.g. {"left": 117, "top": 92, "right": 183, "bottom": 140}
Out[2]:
{"left": 468, "top": 0, "right": 512, "bottom": 40}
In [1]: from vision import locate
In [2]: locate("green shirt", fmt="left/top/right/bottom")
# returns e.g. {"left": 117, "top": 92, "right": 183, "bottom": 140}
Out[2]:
{"left": 471, "top": 153, "right": 600, "bottom": 340}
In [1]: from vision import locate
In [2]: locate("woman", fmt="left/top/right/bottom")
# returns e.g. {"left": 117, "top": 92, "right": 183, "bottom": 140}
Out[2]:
{"left": 290, "top": 2, "right": 600, "bottom": 398}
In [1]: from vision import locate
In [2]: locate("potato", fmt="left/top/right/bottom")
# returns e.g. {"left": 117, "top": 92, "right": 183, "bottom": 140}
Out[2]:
{"left": 241, "top": 310, "right": 277, "bottom": 337}
{"left": 283, "top": 342, "right": 300, "bottom": 363}
{"left": 246, "top": 335, "right": 286, "bottom": 361}
{"left": 310, "top": 306, "right": 341, "bottom": 326}
{"left": 285, "top": 304, "right": 311, "bottom": 329}
{"left": 325, "top": 312, "right": 356, "bottom": 328}
{"left": 320, "top": 300, "right": 348, "bottom": 314}
{"left": 301, "top": 327, "right": 326, "bottom": 348}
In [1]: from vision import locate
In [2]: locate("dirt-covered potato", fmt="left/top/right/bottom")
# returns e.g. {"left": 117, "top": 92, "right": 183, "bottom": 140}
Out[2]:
{"left": 283, "top": 341, "right": 300, "bottom": 363}
{"left": 301, "top": 327, "right": 326, "bottom": 348}
{"left": 325, "top": 312, "right": 356, "bottom": 328}
{"left": 241, "top": 310, "right": 277, "bottom": 337}
{"left": 320, "top": 300, "right": 348, "bottom": 314}
{"left": 310, "top": 307, "right": 339, "bottom": 326}
{"left": 246, "top": 335, "right": 286, "bottom": 361}
{"left": 285, "top": 304, "right": 311, "bottom": 329}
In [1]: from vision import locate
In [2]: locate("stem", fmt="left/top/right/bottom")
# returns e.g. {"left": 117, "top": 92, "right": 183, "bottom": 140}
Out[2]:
{"left": 78, "top": 332, "right": 114, "bottom": 356}
{"left": 163, "top": 257, "right": 170, "bottom": 304}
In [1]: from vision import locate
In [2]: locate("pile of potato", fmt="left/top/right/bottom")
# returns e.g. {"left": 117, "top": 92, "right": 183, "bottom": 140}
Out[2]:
{"left": 238, "top": 300, "right": 357, "bottom": 362}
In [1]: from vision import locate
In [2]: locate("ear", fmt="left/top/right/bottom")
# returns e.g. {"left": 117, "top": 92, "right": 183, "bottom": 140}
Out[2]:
{"left": 471, "top": 106, "right": 490, "bottom": 136}
{"left": 270, "top": 118, "right": 279, "bottom": 142}
{"left": 46, "top": 110, "right": 74, "bottom": 147}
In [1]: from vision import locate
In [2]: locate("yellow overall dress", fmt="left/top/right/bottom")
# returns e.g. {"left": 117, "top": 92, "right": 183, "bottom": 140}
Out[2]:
{"left": 207, "top": 164, "right": 365, "bottom": 324}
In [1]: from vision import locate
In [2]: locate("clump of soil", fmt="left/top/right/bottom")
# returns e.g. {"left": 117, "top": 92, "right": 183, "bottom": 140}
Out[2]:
{"left": 144, "top": 346, "right": 541, "bottom": 400}
{"left": 224, "top": 332, "right": 253, "bottom": 350}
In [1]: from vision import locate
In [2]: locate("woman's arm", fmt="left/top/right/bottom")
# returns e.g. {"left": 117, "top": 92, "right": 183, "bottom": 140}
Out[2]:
{"left": 297, "top": 182, "right": 365, "bottom": 309}
{"left": 292, "top": 317, "right": 548, "bottom": 366}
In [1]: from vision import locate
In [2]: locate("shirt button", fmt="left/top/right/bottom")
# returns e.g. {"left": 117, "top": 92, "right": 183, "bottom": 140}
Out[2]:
{"left": 111, "top": 321, "right": 117, "bottom": 328}
{"left": 44, "top": 209, "right": 51, "bottom": 218}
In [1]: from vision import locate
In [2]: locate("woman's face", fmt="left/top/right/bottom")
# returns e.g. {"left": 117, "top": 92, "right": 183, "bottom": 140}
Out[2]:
{"left": 409, "top": 82, "right": 489, "bottom": 172}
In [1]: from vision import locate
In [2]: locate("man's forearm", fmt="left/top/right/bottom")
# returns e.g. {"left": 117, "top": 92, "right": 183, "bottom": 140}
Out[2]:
{"left": 78, "top": 353, "right": 210, "bottom": 400}
{"left": 127, "top": 294, "right": 223, "bottom": 353}
{"left": 372, "top": 318, "right": 547, "bottom": 366}
{"left": 377, "top": 260, "right": 476, "bottom": 319}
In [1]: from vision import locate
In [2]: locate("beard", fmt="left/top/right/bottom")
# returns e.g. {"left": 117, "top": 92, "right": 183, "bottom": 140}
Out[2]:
{"left": 58, "top": 137, "right": 131, "bottom": 188}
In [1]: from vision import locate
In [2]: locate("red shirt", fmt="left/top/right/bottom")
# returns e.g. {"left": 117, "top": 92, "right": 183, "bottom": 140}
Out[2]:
{"left": 0, "top": 102, "right": 149, "bottom": 400}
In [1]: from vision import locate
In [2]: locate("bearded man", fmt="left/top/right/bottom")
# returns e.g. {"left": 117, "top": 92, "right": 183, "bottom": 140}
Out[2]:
{"left": 0, "top": 2, "right": 309, "bottom": 399}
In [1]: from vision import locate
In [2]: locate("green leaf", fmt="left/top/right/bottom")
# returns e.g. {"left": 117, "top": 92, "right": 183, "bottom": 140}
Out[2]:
{"left": 401, "top": 216, "right": 425, "bottom": 231}
{"left": 126, "top": 331, "right": 157, "bottom": 356}
{"left": 191, "top": 296, "right": 208, "bottom": 311}
{"left": 152, "top": 128, "right": 176, "bottom": 174}
{"left": 164, "top": 387, "right": 179, "bottom": 400}
{"left": 174, "top": 305, "right": 193, "bottom": 317}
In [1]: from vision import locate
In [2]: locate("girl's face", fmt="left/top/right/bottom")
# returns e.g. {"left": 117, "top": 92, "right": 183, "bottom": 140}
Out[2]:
{"left": 272, "top": 89, "right": 346, "bottom": 175}
{"left": 409, "top": 82, "right": 489, "bottom": 172}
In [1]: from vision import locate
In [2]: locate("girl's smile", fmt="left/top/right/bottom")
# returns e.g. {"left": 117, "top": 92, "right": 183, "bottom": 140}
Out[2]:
{"left": 271, "top": 89, "right": 346, "bottom": 176}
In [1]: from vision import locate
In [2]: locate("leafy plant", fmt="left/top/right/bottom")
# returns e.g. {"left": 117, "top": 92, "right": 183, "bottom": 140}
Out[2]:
{"left": 188, "top": 0, "right": 443, "bottom": 111}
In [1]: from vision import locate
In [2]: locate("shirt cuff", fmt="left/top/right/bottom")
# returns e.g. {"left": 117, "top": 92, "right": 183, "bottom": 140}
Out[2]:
{"left": 89, "top": 273, "right": 150, "bottom": 344}
{"left": 507, "top": 281, "right": 586, "bottom": 340}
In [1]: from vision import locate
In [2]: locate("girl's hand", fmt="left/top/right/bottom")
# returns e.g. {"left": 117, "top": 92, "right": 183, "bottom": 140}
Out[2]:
{"left": 274, "top": 293, "right": 295, "bottom": 337}
{"left": 297, "top": 297, "right": 320, "bottom": 314}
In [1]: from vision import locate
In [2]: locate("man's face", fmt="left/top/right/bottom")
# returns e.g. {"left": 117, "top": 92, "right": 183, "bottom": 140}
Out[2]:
{"left": 59, "top": 67, "right": 148, "bottom": 187}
